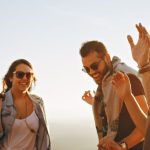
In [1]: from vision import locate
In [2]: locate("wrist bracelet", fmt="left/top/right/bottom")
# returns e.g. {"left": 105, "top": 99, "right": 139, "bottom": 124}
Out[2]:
{"left": 139, "top": 65, "right": 150, "bottom": 74}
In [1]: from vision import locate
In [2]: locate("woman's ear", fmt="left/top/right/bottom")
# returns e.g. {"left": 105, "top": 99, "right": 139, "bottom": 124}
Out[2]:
{"left": 9, "top": 77, "right": 12, "bottom": 83}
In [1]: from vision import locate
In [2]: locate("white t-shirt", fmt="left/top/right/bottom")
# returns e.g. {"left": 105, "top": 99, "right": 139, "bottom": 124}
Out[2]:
{"left": 2, "top": 111, "right": 39, "bottom": 150}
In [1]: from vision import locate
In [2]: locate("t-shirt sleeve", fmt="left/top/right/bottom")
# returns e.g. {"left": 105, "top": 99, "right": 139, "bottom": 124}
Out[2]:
{"left": 127, "top": 73, "right": 145, "bottom": 96}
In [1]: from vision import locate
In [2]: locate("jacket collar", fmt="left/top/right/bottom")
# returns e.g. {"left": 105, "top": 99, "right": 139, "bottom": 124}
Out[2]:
{"left": 5, "top": 90, "right": 14, "bottom": 106}
{"left": 4, "top": 90, "right": 39, "bottom": 107}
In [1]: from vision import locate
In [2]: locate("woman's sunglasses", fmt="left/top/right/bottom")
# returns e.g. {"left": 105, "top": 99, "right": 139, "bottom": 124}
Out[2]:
{"left": 82, "top": 59, "right": 102, "bottom": 73}
{"left": 13, "top": 71, "right": 33, "bottom": 80}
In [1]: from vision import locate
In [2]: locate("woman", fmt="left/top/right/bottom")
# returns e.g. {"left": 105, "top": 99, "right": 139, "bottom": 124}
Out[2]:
{"left": 0, "top": 59, "right": 51, "bottom": 150}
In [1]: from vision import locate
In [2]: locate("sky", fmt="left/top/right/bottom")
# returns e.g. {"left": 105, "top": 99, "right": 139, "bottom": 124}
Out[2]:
{"left": 0, "top": 0, "right": 150, "bottom": 149}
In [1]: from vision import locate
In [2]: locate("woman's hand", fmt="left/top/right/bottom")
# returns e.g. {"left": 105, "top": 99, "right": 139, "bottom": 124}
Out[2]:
{"left": 127, "top": 23, "right": 150, "bottom": 67}
{"left": 98, "top": 136, "right": 122, "bottom": 150}
{"left": 112, "top": 72, "right": 132, "bottom": 100}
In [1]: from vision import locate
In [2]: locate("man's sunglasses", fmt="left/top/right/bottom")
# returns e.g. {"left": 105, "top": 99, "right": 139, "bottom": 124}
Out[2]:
{"left": 13, "top": 71, "right": 33, "bottom": 80}
{"left": 82, "top": 60, "right": 102, "bottom": 73}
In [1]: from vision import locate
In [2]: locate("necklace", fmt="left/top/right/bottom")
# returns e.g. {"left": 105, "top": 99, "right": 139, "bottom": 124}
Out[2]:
{"left": 15, "top": 96, "right": 35, "bottom": 133}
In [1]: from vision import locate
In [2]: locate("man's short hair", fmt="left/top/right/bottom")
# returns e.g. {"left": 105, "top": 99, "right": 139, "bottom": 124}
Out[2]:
{"left": 79, "top": 40, "right": 107, "bottom": 57}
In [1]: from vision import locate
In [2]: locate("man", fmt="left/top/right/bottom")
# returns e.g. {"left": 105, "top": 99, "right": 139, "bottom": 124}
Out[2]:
{"left": 79, "top": 40, "right": 148, "bottom": 150}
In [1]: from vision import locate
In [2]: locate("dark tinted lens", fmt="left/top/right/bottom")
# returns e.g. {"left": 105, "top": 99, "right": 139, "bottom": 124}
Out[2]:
{"left": 82, "top": 60, "right": 101, "bottom": 73}
{"left": 16, "top": 71, "right": 25, "bottom": 79}
{"left": 26, "top": 72, "right": 32, "bottom": 79}
{"left": 90, "top": 63, "right": 99, "bottom": 71}
{"left": 82, "top": 67, "right": 90, "bottom": 73}
{"left": 14, "top": 71, "right": 33, "bottom": 79}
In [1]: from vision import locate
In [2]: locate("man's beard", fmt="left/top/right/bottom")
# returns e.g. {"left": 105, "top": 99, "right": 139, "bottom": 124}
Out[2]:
{"left": 93, "top": 62, "right": 111, "bottom": 85}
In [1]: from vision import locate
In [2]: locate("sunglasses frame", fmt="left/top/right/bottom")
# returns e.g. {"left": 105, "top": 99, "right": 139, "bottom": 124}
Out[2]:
{"left": 82, "top": 59, "right": 103, "bottom": 73}
{"left": 13, "top": 71, "right": 34, "bottom": 80}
